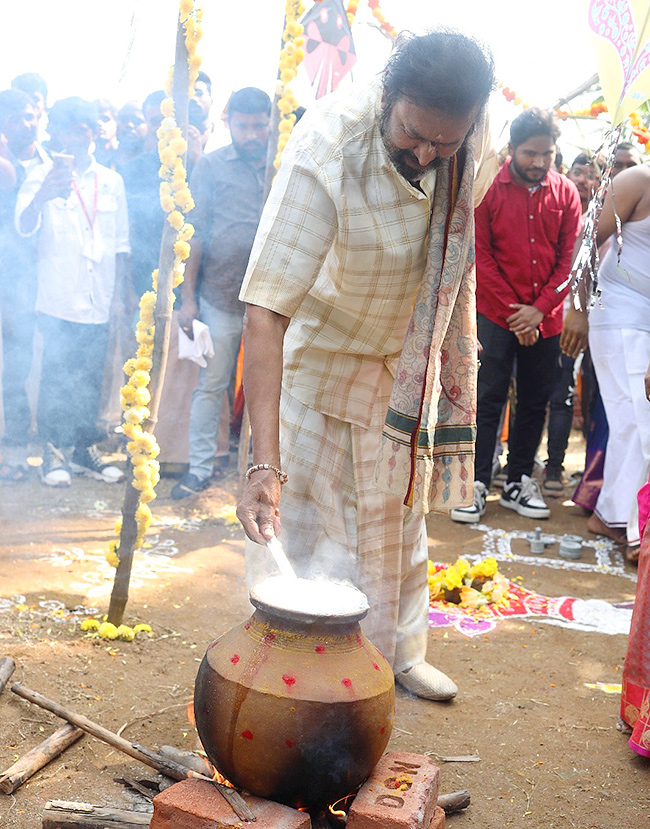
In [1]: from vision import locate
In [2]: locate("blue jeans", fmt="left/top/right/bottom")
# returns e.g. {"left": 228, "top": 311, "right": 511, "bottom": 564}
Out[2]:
{"left": 188, "top": 297, "right": 243, "bottom": 481}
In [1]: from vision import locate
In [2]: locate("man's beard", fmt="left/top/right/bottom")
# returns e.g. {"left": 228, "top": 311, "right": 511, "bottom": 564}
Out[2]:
{"left": 510, "top": 157, "right": 547, "bottom": 185}
{"left": 235, "top": 141, "right": 267, "bottom": 162}
{"left": 379, "top": 106, "right": 442, "bottom": 183}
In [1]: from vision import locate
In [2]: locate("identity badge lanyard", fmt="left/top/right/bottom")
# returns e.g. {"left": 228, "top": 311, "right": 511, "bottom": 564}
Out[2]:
{"left": 73, "top": 172, "right": 102, "bottom": 262}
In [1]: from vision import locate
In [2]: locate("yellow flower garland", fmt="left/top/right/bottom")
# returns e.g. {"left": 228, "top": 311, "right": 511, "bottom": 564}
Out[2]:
{"left": 105, "top": 0, "right": 203, "bottom": 582}
{"left": 274, "top": 0, "right": 306, "bottom": 169}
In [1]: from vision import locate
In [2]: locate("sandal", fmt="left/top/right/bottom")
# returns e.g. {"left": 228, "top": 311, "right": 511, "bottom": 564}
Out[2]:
{"left": 0, "top": 463, "right": 28, "bottom": 484}
{"left": 625, "top": 545, "right": 640, "bottom": 565}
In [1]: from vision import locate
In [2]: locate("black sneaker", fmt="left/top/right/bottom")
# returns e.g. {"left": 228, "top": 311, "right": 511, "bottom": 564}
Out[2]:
{"left": 70, "top": 445, "right": 124, "bottom": 483}
{"left": 542, "top": 466, "right": 565, "bottom": 497}
{"left": 40, "top": 443, "right": 71, "bottom": 488}
{"left": 500, "top": 474, "right": 550, "bottom": 519}
{"left": 450, "top": 481, "right": 488, "bottom": 524}
{"left": 171, "top": 472, "right": 210, "bottom": 500}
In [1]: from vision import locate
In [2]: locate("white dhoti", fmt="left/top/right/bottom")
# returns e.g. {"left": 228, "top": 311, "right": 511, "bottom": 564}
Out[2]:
{"left": 245, "top": 369, "right": 429, "bottom": 673}
{"left": 589, "top": 327, "right": 650, "bottom": 545}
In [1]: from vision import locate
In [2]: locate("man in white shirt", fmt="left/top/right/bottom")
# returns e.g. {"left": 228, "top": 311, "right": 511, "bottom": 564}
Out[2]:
{"left": 16, "top": 97, "right": 130, "bottom": 487}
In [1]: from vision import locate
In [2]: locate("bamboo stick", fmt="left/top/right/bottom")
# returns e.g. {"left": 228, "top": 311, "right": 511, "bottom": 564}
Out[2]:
{"left": 11, "top": 683, "right": 255, "bottom": 822}
{"left": 0, "top": 722, "right": 84, "bottom": 794}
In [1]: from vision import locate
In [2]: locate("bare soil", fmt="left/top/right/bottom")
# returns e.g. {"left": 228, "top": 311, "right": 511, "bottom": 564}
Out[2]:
{"left": 1, "top": 441, "right": 648, "bottom": 829}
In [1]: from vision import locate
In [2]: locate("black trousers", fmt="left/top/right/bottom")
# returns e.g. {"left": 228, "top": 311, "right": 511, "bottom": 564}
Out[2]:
{"left": 37, "top": 314, "right": 110, "bottom": 450}
{"left": 546, "top": 353, "right": 577, "bottom": 471}
{"left": 476, "top": 314, "right": 560, "bottom": 486}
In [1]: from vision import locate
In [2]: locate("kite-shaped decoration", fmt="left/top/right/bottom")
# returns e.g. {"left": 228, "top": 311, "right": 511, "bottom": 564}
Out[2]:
{"left": 589, "top": 0, "right": 650, "bottom": 125}
{"left": 301, "top": 0, "right": 357, "bottom": 98}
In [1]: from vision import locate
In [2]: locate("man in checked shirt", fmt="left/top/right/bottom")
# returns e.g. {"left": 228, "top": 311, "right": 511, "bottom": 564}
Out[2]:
{"left": 451, "top": 108, "right": 581, "bottom": 525}
{"left": 237, "top": 30, "right": 498, "bottom": 701}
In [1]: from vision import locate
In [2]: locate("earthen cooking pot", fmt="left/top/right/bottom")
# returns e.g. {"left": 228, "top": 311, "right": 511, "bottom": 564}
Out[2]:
{"left": 194, "top": 580, "right": 395, "bottom": 808}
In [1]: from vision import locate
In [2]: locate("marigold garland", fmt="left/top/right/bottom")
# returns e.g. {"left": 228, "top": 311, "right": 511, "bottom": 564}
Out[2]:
{"left": 105, "top": 1, "right": 202, "bottom": 589}
{"left": 428, "top": 557, "right": 510, "bottom": 609}
{"left": 274, "top": 0, "right": 307, "bottom": 169}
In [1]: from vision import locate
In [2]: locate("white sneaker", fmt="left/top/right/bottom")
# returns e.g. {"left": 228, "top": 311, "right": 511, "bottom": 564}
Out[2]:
{"left": 396, "top": 662, "right": 458, "bottom": 701}
{"left": 500, "top": 474, "right": 550, "bottom": 519}
{"left": 450, "top": 481, "right": 488, "bottom": 524}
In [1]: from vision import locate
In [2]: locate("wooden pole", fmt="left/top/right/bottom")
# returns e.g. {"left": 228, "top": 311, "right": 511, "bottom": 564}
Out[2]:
{"left": 0, "top": 657, "right": 15, "bottom": 694}
{"left": 0, "top": 722, "right": 84, "bottom": 794}
{"left": 107, "top": 15, "right": 191, "bottom": 627}
{"left": 11, "top": 683, "right": 255, "bottom": 822}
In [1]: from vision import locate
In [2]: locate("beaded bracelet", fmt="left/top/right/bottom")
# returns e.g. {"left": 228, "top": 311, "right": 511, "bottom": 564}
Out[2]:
{"left": 245, "top": 463, "right": 288, "bottom": 485}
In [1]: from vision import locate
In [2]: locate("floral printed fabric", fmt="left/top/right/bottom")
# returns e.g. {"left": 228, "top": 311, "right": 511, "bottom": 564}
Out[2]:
{"left": 375, "top": 137, "right": 478, "bottom": 515}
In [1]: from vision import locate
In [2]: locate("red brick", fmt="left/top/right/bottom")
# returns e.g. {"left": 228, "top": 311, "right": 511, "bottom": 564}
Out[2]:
{"left": 346, "top": 752, "right": 441, "bottom": 829}
{"left": 149, "top": 778, "right": 311, "bottom": 829}
{"left": 428, "top": 806, "right": 445, "bottom": 829}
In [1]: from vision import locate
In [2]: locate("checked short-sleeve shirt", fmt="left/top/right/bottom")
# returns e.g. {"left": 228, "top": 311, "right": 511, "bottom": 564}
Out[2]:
{"left": 240, "top": 79, "right": 496, "bottom": 427}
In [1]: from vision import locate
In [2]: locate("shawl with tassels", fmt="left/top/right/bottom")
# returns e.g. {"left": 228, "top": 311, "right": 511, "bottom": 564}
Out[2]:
{"left": 374, "top": 135, "right": 478, "bottom": 515}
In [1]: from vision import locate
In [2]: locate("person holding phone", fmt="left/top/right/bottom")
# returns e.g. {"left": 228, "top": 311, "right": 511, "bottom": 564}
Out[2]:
{"left": 15, "top": 97, "right": 130, "bottom": 487}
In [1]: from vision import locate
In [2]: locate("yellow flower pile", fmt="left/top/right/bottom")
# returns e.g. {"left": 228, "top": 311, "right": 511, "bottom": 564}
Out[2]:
{"left": 428, "top": 557, "right": 510, "bottom": 609}
{"left": 107, "top": 0, "right": 202, "bottom": 570}
{"left": 274, "top": 0, "right": 306, "bottom": 169}
{"left": 80, "top": 618, "right": 153, "bottom": 641}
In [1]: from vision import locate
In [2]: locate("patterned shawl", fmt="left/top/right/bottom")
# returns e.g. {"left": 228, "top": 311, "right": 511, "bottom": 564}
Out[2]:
{"left": 374, "top": 135, "right": 478, "bottom": 515}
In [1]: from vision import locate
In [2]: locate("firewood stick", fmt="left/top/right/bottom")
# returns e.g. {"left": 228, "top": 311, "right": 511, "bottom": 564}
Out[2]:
{"left": 42, "top": 800, "right": 152, "bottom": 829}
{"left": 11, "top": 683, "right": 255, "bottom": 822}
{"left": 0, "top": 722, "right": 84, "bottom": 795}
{"left": 0, "top": 657, "right": 16, "bottom": 694}
{"left": 159, "top": 745, "right": 216, "bottom": 777}
{"left": 437, "top": 789, "right": 471, "bottom": 814}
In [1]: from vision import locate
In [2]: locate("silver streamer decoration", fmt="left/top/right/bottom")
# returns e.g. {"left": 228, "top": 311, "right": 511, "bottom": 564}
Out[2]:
{"left": 558, "top": 124, "right": 623, "bottom": 309}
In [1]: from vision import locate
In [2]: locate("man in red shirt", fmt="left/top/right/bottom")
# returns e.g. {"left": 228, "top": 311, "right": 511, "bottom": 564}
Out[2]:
{"left": 451, "top": 108, "right": 581, "bottom": 523}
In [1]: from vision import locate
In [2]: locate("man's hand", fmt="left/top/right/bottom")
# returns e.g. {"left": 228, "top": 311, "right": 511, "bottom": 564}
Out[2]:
{"left": 560, "top": 306, "right": 588, "bottom": 358}
{"left": 236, "top": 470, "right": 283, "bottom": 544}
{"left": 178, "top": 296, "right": 199, "bottom": 339}
{"left": 37, "top": 166, "right": 74, "bottom": 203}
{"left": 506, "top": 303, "right": 544, "bottom": 335}
{"left": 516, "top": 329, "right": 539, "bottom": 347}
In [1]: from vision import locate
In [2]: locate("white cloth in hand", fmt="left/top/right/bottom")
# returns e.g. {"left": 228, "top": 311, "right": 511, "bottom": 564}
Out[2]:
{"left": 178, "top": 319, "right": 214, "bottom": 367}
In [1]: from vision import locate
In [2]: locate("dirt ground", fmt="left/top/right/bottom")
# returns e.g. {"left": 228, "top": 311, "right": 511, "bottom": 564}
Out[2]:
{"left": 1, "top": 437, "right": 649, "bottom": 829}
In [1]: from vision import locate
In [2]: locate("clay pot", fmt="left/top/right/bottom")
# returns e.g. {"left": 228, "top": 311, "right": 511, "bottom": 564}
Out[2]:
{"left": 194, "top": 587, "right": 395, "bottom": 809}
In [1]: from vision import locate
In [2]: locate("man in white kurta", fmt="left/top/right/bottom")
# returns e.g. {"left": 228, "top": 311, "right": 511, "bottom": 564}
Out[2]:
{"left": 237, "top": 31, "right": 497, "bottom": 700}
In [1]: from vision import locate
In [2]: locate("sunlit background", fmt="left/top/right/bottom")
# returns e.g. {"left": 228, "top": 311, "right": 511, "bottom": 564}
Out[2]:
{"left": 0, "top": 1, "right": 602, "bottom": 157}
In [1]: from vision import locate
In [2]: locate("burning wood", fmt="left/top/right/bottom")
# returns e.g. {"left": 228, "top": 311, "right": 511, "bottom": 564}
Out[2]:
{"left": 0, "top": 657, "right": 16, "bottom": 694}
{"left": 0, "top": 722, "right": 84, "bottom": 795}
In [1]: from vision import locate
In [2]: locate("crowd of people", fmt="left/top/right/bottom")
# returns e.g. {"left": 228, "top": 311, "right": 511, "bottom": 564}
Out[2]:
{"left": 2, "top": 31, "right": 650, "bottom": 755}
{"left": 0, "top": 70, "right": 271, "bottom": 491}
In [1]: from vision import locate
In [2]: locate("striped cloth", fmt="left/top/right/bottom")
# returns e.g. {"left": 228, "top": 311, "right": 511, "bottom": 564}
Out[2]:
{"left": 245, "top": 368, "right": 429, "bottom": 673}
